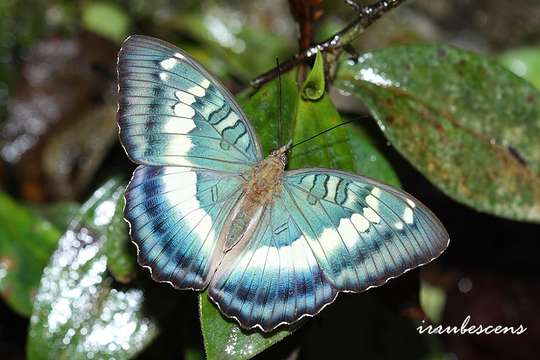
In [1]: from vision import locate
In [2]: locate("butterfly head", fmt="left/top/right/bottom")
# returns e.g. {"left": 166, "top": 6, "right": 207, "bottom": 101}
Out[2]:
{"left": 269, "top": 140, "right": 292, "bottom": 167}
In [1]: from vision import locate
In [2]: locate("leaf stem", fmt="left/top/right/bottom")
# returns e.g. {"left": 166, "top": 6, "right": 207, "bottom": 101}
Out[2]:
{"left": 288, "top": 0, "right": 322, "bottom": 51}
{"left": 250, "top": 0, "right": 408, "bottom": 89}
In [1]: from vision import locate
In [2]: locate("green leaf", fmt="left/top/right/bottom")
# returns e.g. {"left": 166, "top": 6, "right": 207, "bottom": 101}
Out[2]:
{"left": 32, "top": 189, "right": 136, "bottom": 284}
{"left": 291, "top": 59, "right": 400, "bottom": 187}
{"left": 199, "top": 62, "right": 400, "bottom": 359}
{"left": 240, "top": 67, "right": 399, "bottom": 186}
{"left": 290, "top": 91, "right": 350, "bottom": 171}
{"left": 345, "top": 123, "right": 401, "bottom": 187}
{"left": 301, "top": 51, "right": 325, "bottom": 100}
{"left": 238, "top": 71, "right": 299, "bottom": 155}
{"left": 199, "top": 295, "right": 291, "bottom": 360}
{"left": 27, "top": 179, "right": 157, "bottom": 359}
{"left": 335, "top": 44, "right": 540, "bottom": 222}
{"left": 0, "top": 193, "right": 60, "bottom": 316}
{"left": 419, "top": 280, "right": 446, "bottom": 325}
{"left": 198, "top": 74, "right": 301, "bottom": 359}
{"left": 498, "top": 47, "right": 540, "bottom": 89}
{"left": 82, "top": 2, "right": 130, "bottom": 43}
{"left": 104, "top": 196, "right": 136, "bottom": 283}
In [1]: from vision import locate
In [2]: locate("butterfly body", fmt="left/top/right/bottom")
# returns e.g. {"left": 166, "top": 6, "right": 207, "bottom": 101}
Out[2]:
{"left": 118, "top": 35, "right": 449, "bottom": 332}
{"left": 224, "top": 146, "right": 287, "bottom": 251}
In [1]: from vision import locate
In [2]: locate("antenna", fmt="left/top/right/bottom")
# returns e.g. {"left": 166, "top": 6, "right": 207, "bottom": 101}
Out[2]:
{"left": 289, "top": 118, "right": 367, "bottom": 150}
{"left": 276, "top": 57, "right": 283, "bottom": 147}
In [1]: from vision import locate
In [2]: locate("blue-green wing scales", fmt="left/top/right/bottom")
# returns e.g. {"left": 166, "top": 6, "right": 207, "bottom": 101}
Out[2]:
{"left": 208, "top": 168, "right": 448, "bottom": 331}
{"left": 118, "top": 35, "right": 262, "bottom": 173}
{"left": 125, "top": 166, "right": 245, "bottom": 289}
{"left": 208, "top": 195, "right": 337, "bottom": 331}
{"left": 283, "top": 168, "right": 449, "bottom": 292}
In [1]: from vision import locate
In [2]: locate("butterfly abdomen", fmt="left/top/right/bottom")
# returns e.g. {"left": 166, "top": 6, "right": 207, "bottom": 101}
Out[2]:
{"left": 221, "top": 153, "right": 286, "bottom": 252}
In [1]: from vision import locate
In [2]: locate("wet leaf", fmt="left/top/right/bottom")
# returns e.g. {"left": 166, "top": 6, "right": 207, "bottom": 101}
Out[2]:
{"left": 199, "top": 295, "right": 291, "bottom": 360}
{"left": 239, "top": 70, "right": 399, "bottom": 186}
{"left": 82, "top": 2, "right": 130, "bottom": 43}
{"left": 27, "top": 179, "right": 157, "bottom": 359}
{"left": 498, "top": 47, "right": 540, "bottom": 89}
{"left": 290, "top": 90, "right": 351, "bottom": 171}
{"left": 335, "top": 44, "right": 540, "bottom": 222}
{"left": 0, "top": 192, "right": 60, "bottom": 316}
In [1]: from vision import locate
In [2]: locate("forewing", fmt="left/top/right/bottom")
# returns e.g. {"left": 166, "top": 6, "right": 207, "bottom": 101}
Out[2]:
{"left": 118, "top": 35, "right": 262, "bottom": 172}
{"left": 208, "top": 195, "right": 337, "bottom": 332}
{"left": 125, "top": 165, "right": 244, "bottom": 289}
{"left": 283, "top": 168, "right": 449, "bottom": 292}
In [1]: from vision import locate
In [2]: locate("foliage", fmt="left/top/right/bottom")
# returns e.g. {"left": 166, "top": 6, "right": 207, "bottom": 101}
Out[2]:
{"left": 1, "top": 1, "right": 539, "bottom": 359}
{"left": 334, "top": 44, "right": 540, "bottom": 222}
{"left": 199, "top": 54, "right": 401, "bottom": 357}
{"left": 27, "top": 180, "right": 157, "bottom": 359}
{"left": 498, "top": 47, "right": 540, "bottom": 90}
{"left": 82, "top": 2, "right": 131, "bottom": 42}
{"left": 0, "top": 193, "right": 61, "bottom": 316}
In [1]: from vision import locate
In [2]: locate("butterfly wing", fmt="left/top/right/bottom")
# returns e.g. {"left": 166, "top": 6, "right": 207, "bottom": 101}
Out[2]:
{"left": 118, "top": 35, "right": 449, "bottom": 331}
{"left": 118, "top": 35, "right": 262, "bottom": 173}
{"left": 118, "top": 35, "right": 263, "bottom": 289}
{"left": 125, "top": 165, "right": 245, "bottom": 289}
{"left": 208, "top": 195, "right": 337, "bottom": 331}
{"left": 209, "top": 168, "right": 448, "bottom": 331}
{"left": 283, "top": 168, "right": 449, "bottom": 292}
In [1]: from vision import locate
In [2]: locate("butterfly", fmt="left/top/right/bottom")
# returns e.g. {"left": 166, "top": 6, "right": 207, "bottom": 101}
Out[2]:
{"left": 117, "top": 35, "right": 450, "bottom": 332}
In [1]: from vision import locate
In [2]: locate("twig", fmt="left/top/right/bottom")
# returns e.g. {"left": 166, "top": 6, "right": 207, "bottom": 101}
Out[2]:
{"left": 288, "top": 0, "right": 323, "bottom": 51}
{"left": 251, "top": 0, "right": 407, "bottom": 89}
{"left": 287, "top": 0, "right": 324, "bottom": 85}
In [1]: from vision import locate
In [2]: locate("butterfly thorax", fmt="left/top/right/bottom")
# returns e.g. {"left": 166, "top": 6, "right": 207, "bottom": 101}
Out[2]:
{"left": 221, "top": 147, "right": 288, "bottom": 252}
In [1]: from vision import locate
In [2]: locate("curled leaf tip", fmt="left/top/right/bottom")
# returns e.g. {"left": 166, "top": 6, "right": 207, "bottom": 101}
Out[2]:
{"left": 301, "top": 51, "right": 326, "bottom": 101}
